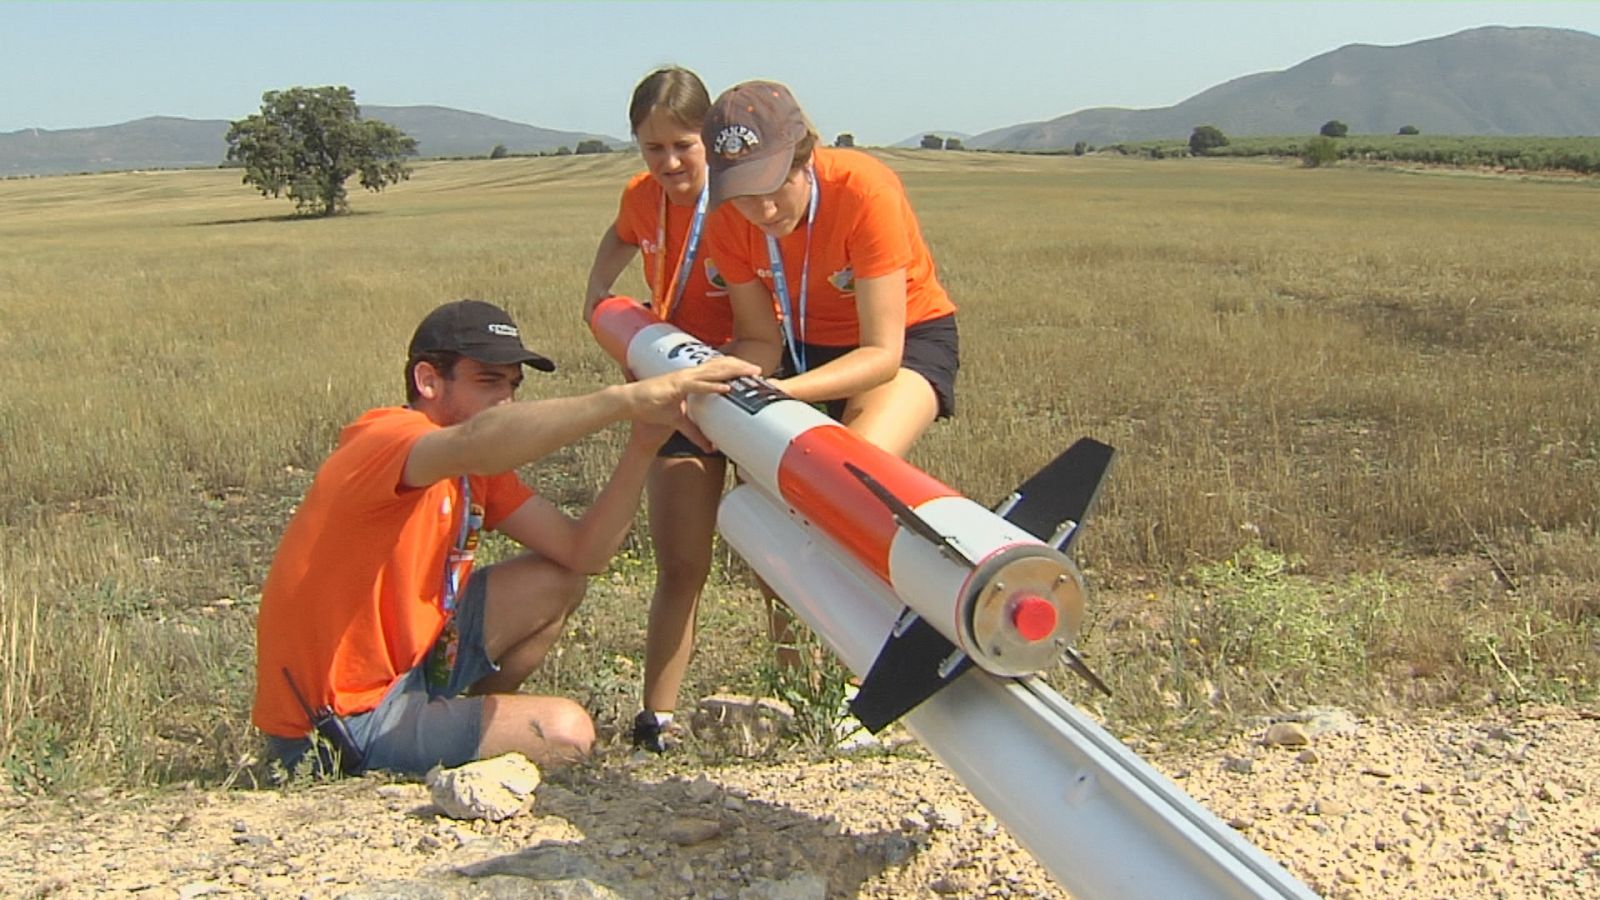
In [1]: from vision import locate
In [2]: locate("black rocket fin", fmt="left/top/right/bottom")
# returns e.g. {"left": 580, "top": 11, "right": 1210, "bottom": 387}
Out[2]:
{"left": 849, "top": 609, "right": 975, "bottom": 733}
{"left": 994, "top": 438, "right": 1115, "bottom": 551}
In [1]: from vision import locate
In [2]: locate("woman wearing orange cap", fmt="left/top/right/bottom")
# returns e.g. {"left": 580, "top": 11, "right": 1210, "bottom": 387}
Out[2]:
{"left": 583, "top": 67, "right": 772, "bottom": 753}
{"left": 701, "top": 80, "right": 960, "bottom": 673}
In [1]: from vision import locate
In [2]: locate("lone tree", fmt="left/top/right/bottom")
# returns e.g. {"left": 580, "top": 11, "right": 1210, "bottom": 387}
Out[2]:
{"left": 1398, "top": 125, "right": 1420, "bottom": 136}
{"left": 1319, "top": 119, "right": 1349, "bottom": 138}
{"left": 225, "top": 86, "right": 416, "bottom": 217}
{"left": 1188, "top": 124, "right": 1229, "bottom": 155}
{"left": 944, "top": 137, "right": 964, "bottom": 151}
{"left": 920, "top": 134, "right": 944, "bottom": 150}
{"left": 834, "top": 133, "right": 855, "bottom": 148}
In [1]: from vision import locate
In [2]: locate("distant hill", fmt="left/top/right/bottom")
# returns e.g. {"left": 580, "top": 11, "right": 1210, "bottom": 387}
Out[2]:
{"left": 0, "top": 117, "right": 229, "bottom": 177}
{"left": 360, "top": 105, "right": 618, "bottom": 159}
{"left": 974, "top": 26, "right": 1600, "bottom": 151}
{"left": 0, "top": 106, "right": 624, "bottom": 177}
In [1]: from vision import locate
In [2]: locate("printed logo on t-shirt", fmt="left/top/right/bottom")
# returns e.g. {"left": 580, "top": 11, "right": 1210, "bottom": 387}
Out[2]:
{"left": 828, "top": 266, "right": 856, "bottom": 293}
{"left": 640, "top": 237, "right": 660, "bottom": 256}
{"left": 705, "top": 258, "right": 727, "bottom": 289}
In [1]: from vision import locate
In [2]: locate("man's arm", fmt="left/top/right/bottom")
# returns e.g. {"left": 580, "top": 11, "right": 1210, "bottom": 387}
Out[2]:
{"left": 402, "top": 357, "right": 757, "bottom": 490}
{"left": 491, "top": 424, "right": 662, "bottom": 573}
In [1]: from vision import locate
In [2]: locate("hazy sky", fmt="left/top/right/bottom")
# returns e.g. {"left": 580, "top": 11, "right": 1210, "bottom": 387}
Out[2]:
{"left": 4, "top": 1, "right": 1598, "bottom": 145}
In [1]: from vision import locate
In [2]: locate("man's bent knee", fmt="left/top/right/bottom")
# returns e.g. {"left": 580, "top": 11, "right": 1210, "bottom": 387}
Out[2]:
{"left": 479, "top": 695, "right": 594, "bottom": 768}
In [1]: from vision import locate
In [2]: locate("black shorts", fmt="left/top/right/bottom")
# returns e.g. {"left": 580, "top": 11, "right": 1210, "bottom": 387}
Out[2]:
{"left": 657, "top": 430, "right": 724, "bottom": 459}
{"left": 782, "top": 314, "right": 959, "bottom": 420}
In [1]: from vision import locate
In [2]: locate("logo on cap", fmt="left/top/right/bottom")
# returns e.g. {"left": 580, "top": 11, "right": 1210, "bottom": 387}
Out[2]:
{"left": 487, "top": 323, "right": 519, "bottom": 337}
{"left": 713, "top": 125, "right": 760, "bottom": 159}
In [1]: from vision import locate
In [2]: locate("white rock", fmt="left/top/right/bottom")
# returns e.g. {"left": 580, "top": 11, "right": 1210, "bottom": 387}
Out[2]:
{"left": 426, "top": 752, "right": 541, "bottom": 822}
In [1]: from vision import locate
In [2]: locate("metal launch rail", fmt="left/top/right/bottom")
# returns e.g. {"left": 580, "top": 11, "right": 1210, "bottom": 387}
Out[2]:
{"left": 722, "top": 486, "right": 1319, "bottom": 900}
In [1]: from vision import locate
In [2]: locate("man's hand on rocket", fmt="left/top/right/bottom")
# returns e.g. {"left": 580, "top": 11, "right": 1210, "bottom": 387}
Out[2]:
{"left": 624, "top": 357, "right": 760, "bottom": 429}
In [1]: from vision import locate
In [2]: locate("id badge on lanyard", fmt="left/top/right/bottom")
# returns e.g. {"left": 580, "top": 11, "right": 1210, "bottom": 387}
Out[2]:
{"left": 427, "top": 476, "right": 482, "bottom": 692}
{"left": 767, "top": 167, "right": 819, "bottom": 374}
{"left": 653, "top": 183, "right": 709, "bottom": 323}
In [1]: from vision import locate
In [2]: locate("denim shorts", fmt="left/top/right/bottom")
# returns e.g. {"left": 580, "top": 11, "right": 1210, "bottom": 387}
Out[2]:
{"left": 266, "top": 566, "right": 498, "bottom": 777}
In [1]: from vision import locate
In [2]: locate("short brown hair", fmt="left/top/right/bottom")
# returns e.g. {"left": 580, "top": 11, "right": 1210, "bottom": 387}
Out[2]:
{"left": 628, "top": 66, "right": 710, "bottom": 135}
{"left": 404, "top": 351, "right": 461, "bottom": 404}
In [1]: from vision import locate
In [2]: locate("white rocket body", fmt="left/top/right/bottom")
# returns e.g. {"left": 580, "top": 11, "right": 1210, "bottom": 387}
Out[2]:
{"left": 590, "top": 297, "right": 1082, "bottom": 677}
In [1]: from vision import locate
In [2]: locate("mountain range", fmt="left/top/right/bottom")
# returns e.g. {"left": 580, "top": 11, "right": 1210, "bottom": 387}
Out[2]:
{"left": 973, "top": 26, "right": 1600, "bottom": 150}
{"left": 2, "top": 26, "right": 1595, "bottom": 177}
{"left": 0, "top": 106, "right": 621, "bottom": 177}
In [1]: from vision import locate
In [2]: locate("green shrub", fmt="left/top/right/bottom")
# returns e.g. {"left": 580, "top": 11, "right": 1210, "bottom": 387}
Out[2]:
{"left": 1303, "top": 135, "right": 1339, "bottom": 167}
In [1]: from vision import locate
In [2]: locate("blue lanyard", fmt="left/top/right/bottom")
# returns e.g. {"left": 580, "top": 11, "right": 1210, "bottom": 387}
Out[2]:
{"left": 766, "top": 167, "right": 818, "bottom": 374}
{"left": 441, "top": 476, "right": 479, "bottom": 614}
{"left": 656, "top": 182, "right": 709, "bottom": 323}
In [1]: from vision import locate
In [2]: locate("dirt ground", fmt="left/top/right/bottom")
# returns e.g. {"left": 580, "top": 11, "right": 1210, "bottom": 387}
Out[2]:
{"left": 5, "top": 704, "right": 1598, "bottom": 899}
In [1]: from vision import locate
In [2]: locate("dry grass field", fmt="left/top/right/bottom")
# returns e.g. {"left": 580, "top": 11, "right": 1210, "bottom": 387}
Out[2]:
{"left": 1, "top": 151, "right": 1596, "bottom": 792}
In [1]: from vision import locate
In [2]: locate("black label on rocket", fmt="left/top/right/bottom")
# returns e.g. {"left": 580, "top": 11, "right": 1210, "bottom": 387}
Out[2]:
{"left": 725, "top": 376, "right": 787, "bottom": 414}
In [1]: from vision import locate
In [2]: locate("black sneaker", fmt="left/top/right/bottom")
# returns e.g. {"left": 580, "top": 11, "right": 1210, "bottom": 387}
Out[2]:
{"left": 631, "top": 710, "right": 672, "bottom": 754}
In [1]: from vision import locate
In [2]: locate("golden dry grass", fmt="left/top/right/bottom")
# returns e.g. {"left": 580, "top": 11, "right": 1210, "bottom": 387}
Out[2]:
{"left": 1, "top": 152, "right": 1596, "bottom": 789}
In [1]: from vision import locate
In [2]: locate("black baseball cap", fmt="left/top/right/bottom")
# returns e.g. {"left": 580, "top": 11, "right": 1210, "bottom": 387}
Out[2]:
{"left": 408, "top": 299, "right": 556, "bottom": 372}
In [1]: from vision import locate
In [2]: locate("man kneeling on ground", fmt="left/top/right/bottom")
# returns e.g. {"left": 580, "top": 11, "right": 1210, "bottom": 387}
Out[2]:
{"left": 252, "top": 298, "right": 757, "bottom": 776}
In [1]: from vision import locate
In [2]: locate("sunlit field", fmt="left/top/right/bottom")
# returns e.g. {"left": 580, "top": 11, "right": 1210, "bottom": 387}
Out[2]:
{"left": 2, "top": 151, "right": 1596, "bottom": 791}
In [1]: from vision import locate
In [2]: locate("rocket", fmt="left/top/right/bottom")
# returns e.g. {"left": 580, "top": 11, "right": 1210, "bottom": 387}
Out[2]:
{"left": 589, "top": 296, "right": 1114, "bottom": 731}
{"left": 591, "top": 297, "right": 1320, "bottom": 899}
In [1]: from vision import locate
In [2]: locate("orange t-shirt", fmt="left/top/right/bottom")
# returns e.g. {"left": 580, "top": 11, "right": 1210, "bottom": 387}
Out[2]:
{"left": 252, "top": 407, "right": 534, "bottom": 738}
{"left": 613, "top": 171, "right": 733, "bottom": 345}
{"left": 703, "top": 147, "right": 956, "bottom": 347}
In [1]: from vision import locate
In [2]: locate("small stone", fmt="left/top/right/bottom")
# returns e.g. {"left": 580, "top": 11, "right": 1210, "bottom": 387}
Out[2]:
{"left": 1363, "top": 766, "right": 1394, "bottom": 778}
{"left": 1537, "top": 782, "right": 1566, "bottom": 803}
{"left": 900, "top": 811, "right": 930, "bottom": 832}
{"left": 685, "top": 774, "right": 720, "bottom": 804}
{"left": 1227, "top": 815, "right": 1254, "bottom": 830}
{"left": 1313, "top": 799, "right": 1349, "bottom": 817}
{"left": 664, "top": 817, "right": 724, "bottom": 846}
{"left": 1222, "top": 756, "right": 1254, "bottom": 774}
{"left": 930, "top": 803, "right": 965, "bottom": 830}
{"left": 1296, "top": 749, "right": 1319, "bottom": 765}
{"left": 1263, "top": 722, "right": 1310, "bottom": 747}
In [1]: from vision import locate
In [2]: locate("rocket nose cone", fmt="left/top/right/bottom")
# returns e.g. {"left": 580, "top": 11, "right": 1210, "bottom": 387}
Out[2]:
{"left": 1011, "top": 594, "right": 1058, "bottom": 643}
